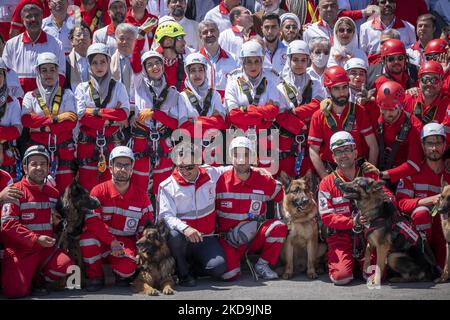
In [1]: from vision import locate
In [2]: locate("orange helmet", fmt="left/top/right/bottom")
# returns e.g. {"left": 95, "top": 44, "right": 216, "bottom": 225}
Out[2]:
{"left": 424, "top": 39, "right": 448, "bottom": 55}
{"left": 380, "top": 39, "right": 406, "bottom": 57}
{"left": 324, "top": 66, "right": 349, "bottom": 88}
{"left": 418, "top": 60, "right": 444, "bottom": 77}
{"left": 376, "top": 81, "right": 405, "bottom": 110}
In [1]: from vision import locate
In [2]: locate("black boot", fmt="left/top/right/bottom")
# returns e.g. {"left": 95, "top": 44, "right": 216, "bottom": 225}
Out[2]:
{"left": 85, "top": 278, "right": 104, "bottom": 292}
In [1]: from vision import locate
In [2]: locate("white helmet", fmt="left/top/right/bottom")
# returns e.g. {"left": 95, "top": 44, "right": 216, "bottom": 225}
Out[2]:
{"left": 141, "top": 50, "right": 163, "bottom": 67}
{"left": 229, "top": 136, "right": 255, "bottom": 155}
{"left": 330, "top": 131, "right": 355, "bottom": 152}
{"left": 184, "top": 52, "right": 209, "bottom": 74}
{"left": 344, "top": 58, "right": 368, "bottom": 72}
{"left": 109, "top": 146, "right": 135, "bottom": 165}
{"left": 36, "top": 52, "right": 58, "bottom": 68}
{"left": 0, "top": 57, "right": 6, "bottom": 71}
{"left": 239, "top": 41, "right": 264, "bottom": 59}
{"left": 421, "top": 123, "right": 446, "bottom": 140}
{"left": 287, "top": 40, "right": 310, "bottom": 56}
{"left": 87, "top": 43, "right": 111, "bottom": 59}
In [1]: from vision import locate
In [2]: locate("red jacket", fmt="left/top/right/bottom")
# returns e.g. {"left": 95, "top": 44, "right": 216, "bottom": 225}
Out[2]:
{"left": 377, "top": 111, "right": 423, "bottom": 182}
{"left": 216, "top": 168, "right": 283, "bottom": 232}
{"left": 1, "top": 178, "right": 59, "bottom": 250}
{"left": 396, "top": 162, "right": 450, "bottom": 215}
{"left": 318, "top": 170, "right": 387, "bottom": 231}
{"left": 404, "top": 89, "right": 450, "bottom": 125}
{"left": 308, "top": 102, "right": 374, "bottom": 163}
{"left": 228, "top": 104, "right": 279, "bottom": 132}
{"left": 83, "top": 180, "right": 154, "bottom": 247}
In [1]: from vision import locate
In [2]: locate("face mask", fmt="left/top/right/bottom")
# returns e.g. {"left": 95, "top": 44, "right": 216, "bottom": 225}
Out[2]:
{"left": 312, "top": 53, "right": 329, "bottom": 68}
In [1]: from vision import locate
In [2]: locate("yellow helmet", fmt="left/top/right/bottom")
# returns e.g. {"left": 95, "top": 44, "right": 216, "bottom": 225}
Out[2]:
{"left": 154, "top": 21, "right": 186, "bottom": 44}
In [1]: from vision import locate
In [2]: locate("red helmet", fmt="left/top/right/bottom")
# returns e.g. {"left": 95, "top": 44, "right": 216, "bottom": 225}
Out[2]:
{"left": 324, "top": 66, "right": 350, "bottom": 88}
{"left": 376, "top": 81, "right": 405, "bottom": 110}
{"left": 424, "top": 39, "right": 447, "bottom": 55}
{"left": 418, "top": 60, "right": 444, "bottom": 77}
{"left": 380, "top": 39, "right": 406, "bottom": 57}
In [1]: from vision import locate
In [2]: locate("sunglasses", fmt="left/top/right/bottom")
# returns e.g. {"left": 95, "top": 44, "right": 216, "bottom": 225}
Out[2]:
{"left": 314, "top": 50, "right": 330, "bottom": 55}
{"left": 386, "top": 55, "right": 405, "bottom": 63}
{"left": 425, "top": 53, "right": 440, "bottom": 61}
{"left": 338, "top": 28, "right": 353, "bottom": 34}
{"left": 379, "top": 0, "right": 396, "bottom": 5}
{"left": 420, "top": 75, "right": 441, "bottom": 85}
{"left": 178, "top": 164, "right": 195, "bottom": 171}
{"left": 284, "top": 25, "right": 298, "bottom": 30}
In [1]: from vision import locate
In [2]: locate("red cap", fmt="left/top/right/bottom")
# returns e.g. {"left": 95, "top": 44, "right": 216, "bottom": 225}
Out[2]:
{"left": 419, "top": 60, "right": 444, "bottom": 77}
{"left": 424, "top": 39, "right": 448, "bottom": 55}
{"left": 324, "top": 66, "right": 350, "bottom": 88}
{"left": 380, "top": 39, "right": 406, "bottom": 57}
{"left": 376, "top": 81, "right": 405, "bottom": 110}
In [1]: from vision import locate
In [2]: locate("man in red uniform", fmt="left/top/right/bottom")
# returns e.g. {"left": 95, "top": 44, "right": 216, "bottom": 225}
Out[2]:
{"left": 318, "top": 131, "right": 387, "bottom": 285}
{"left": 376, "top": 81, "right": 423, "bottom": 184}
{"left": 370, "top": 39, "right": 418, "bottom": 91}
{"left": 79, "top": 146, "right": 153, "bottom": 292}
{"left": 308, "top": 66, "right": 378, "bottom": 179}
{"left": 1, "top": 145, "right": 73, "bottom": 298}
{"left": 404, "top": 61, "right": 450, "bottom": 129}
{"left": 216, "top": 136, "right": 286, "bottom": 281}
{"left": 396, "top": 123, "right": 449, "bottom": 269}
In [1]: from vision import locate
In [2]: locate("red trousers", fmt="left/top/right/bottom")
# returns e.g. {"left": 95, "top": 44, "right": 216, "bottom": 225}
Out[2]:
{"left": 131, "top": 156, "right": 173, "bottom": 195}
{"left": 2, "top": 246, "right": 73, "bottom": 299}
{"left": 54, "top": 146, "right": 76, "bottom": 194}
{"left": 411, "top": 206, "right": 447, "bottom": 269}
{"left": 79, "top": 232, "right": 137, "bottom": 279}
{"left": 77, "top": 141, "right": 117, "bottom": 191}
{"left": 219, "top": 219, "right": 287, "bottom": 281}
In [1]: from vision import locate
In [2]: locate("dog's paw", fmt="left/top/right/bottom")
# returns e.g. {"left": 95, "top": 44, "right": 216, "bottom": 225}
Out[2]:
{"left": 162, "top": 286, "right": 175, "bottom": 295}
{"left": 434, "top": 275, "right": 449, "bottom": 283}
{"left": 146, "top": 288, "right": 159, "bottom": 296}
{"left": 282, "top": 272, "right": 293, "bottom": 280}
{"left": 307, "top": 270, "right": 318, "bottom": 279}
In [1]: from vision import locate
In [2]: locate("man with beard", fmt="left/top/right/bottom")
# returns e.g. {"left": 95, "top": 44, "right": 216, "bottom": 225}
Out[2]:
{"left": 165, "top": 0, "right": 200, "bottom": 51}
{"left": 261, "top": 13, "right": 287, "bottom": 74}
{"left": 404, "top": 61, "right": 450, "bottom": 133}
{"left": 367, "top": 39, "right": 419, "bottom": 91}
{"left": 216, "top": 136, "right": 286, "bottom": 281}
{"left": 375, "top": 81, "right": 423, "bottom": 185}
{"left": 308, "top": 66, "right": 378, "bottom": 179}
{"left": 79, "top": 146, "right": 154, "bottom": 292}
{"left": 93, "top": 0, "right": 128, "bottom": 56}
{"left": 396, "top": 123, "right": 449, "bottom": 270}
{"left": 360, "top": 0, "right": 416, "bottom": 62}
{"left": 198, "top": 20, "right": 238, "bottom": 99}
{"left": 1, "top": 145, "right": 73, "bottom": 298}
{"left": 318, "top": 131, "right": 388, "bottom": 285}
{"left": 2, "top": 4, "right": 65, "bottom": 93}
{"left": 279, "top": 13, "right": 300, "bottom": 46}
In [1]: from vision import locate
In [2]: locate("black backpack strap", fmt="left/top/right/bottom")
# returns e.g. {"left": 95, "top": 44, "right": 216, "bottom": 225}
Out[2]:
{"left": 176, "top": 55, "right": 184, "bottom": 91}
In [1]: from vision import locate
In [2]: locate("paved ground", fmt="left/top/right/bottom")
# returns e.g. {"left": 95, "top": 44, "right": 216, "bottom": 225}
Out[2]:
{"left": 25, "top": 273, "right": 450, "bottom": 300}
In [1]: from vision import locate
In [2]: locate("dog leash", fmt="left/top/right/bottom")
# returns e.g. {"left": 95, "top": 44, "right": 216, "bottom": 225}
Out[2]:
{"left": 37, "top": 219, "right": 68, "bottom": 278}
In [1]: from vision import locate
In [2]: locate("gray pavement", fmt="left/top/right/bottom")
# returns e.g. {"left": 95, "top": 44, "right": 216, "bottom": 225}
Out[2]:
{"left": 25, "top": 273, "right": 450, "bottom": 300}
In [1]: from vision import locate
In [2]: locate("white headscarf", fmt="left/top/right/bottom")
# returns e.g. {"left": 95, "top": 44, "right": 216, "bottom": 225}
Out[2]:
{"left": 36, "top": 64, "right": 59, "bottom": 109}
{"left": 330, "top": 17, "right": 359, "bottom": 63}
{"left": 242, "top": 57, "right": 265, "bottom": 89}
{"left": 280, "top": 54, "right": 311, "bottom": 104}
{"left": 88, "top": 54, "right": 113, "bottom": 102}
{"left": 184, "top": 63, "right": 211, "bottom": 100}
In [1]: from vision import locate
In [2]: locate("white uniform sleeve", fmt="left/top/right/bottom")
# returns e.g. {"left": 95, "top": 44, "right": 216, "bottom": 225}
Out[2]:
{"left": 207, "top": 165, "right": 233, "bottom": 182}
{"left": 75, "top": 83, "right": 87, "bottom": 118}
{"left": 212, "top": 91, "right": 226, "bottom": 117}
{"left": 21, "top": 92, "right": 34, "bottom": 116}
{"left": 359, "top": 23, "right": 369, "bottom": 54}
{"left": 9, "top": 98, "right": 23, "bottom": 132}
{"left": 224, "top": 78, "right": 240, "bottom": 110}
{"left": 158, "top": 185, "right": 189, "bottom": 233}
{"left": 115, "top": 82, "right": 130, "bottom": 117}
{"left": 6, "top": 70, "right": 24, "bottom": 98}
{"left": 61, "top": 89, "right": 77, "bottom": 113}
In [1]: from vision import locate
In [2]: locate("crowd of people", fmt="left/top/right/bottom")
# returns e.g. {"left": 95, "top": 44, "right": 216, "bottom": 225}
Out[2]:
{"left": 0, "top": 0, "right": 450, "bottom": 298}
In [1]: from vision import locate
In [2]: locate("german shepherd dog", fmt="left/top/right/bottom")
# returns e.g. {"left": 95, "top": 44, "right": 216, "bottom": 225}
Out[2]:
{"left": 55, "top": 179, "right": 101, "bottom": 284}
{"left": 435, "top": 185, "right": 450, "bottom": 282}
{"left": 131, "top": 219, "right": 176, "bottom": 295}
{"left": 338, "top": 177, "right": 439, "bottom": 286}
{"left": 279, "top": 172, "right": 327, "bottom": 280}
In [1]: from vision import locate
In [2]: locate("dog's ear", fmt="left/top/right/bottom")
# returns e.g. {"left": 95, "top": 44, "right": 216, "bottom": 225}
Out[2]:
{"left": 279, "top": 171, "right": 292, "bottom": 191}
{"left": 157, "top": 219, "right": 170, "bottom": 239}
{"left": 144, "top": 218, "right": 155, "bottom": 230}
{"left": 372, "top": 180, "right": 385, "bottom": 191}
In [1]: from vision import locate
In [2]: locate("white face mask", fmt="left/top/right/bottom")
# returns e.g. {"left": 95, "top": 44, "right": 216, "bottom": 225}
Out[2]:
{"left": 312, "top": 53, "right": 329, "bottom": 68}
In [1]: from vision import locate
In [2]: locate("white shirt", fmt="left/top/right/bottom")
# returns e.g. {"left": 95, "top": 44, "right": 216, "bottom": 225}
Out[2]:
{"left": 175, "top": 16, "right": 200, "bottom": 51}
{"left": 218, "top": 27, "right": 245, "bottom": 57}
{"left": 359, "top": 17, "right": 416, "bottom": 55}
{"left": 224, "top": 69, "right": 283, "bottom": 111}
{"left": 204, "top": 5, "right": 232, "bottom": 33}
{"left": 75, "top": 52, "right": 90, "bottom": 84}
{"left": 0, "top": 97, "right": 21, "bottom": 130}
{"left": 22, "top": 88, "right": 77, "bottom": 117}
{"left": 303, "top": 20, "right": 334, "bottom": 46}
{"left": 93, "top": 25, "right": 117, "bottom": 56}
{"left": 200, "top": 47, "right": 239, "bottom": 94}
{"left": 2, "top": 31, "right": 65, "bottom": 92}
{"left": 146, "top": 0, "right": 169, "bottom": 18}
{"left": 42, "top": 15, "right": 76, "bottom": 54}
{"left": 306, "top": 66, "right": 327, "bottom": 100}
{"left": 178, "top": 88, "right": 226, "bottom": 123}
{"left": 158, "top": 165, "right": 231, "bottom": 233}
{"left": 264, "top": 40, "right": 288, "bottom": 74}
{"left": 74, "top": 80, "right": 130, "bottom": 118}
{"left": 6, "top": 69, "right": 24, "bottom": 99}
{"left": 276, "top": 78, "right": 325, "bottom": 111}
